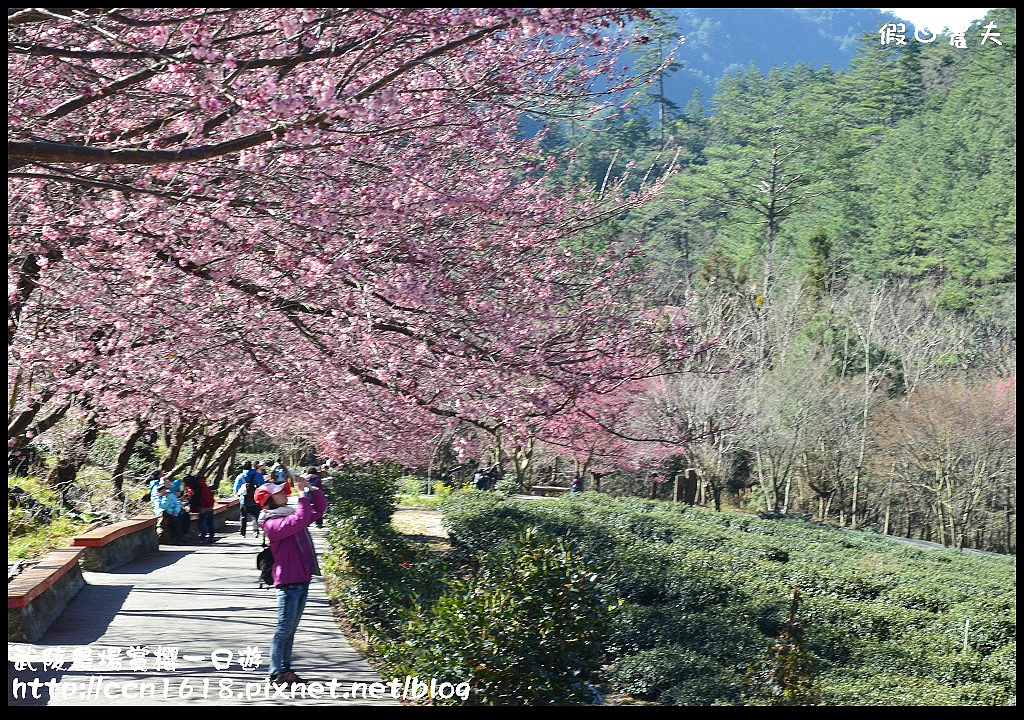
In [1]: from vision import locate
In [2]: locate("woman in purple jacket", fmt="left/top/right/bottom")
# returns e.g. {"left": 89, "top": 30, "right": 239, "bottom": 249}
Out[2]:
{"left": 255, "top": 476, "right": 327, "bottom": 686}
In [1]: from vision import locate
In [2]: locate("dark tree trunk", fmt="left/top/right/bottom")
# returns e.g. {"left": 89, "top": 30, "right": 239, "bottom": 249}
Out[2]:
{"left": 111, "top": 421, "right": 148, "bottom": 502}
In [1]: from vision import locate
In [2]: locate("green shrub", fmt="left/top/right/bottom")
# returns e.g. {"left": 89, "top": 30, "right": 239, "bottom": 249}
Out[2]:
{"left": 325, "top": 525, "right": 441, "bottom": 638}
{"left": 442, "top": 492, "right": 618, "bottom": 556}
{"left": 798, "top": 597, "right": 931, "bottom": 666}
{"left": 740, "top": 589, "right": 818, "bottom": 706}
{"left": 614, "top": 645, "right": 740, "bottom": 704}
{"left": 817, "top": 671, "right": 967, "bottom": 706}
{"left": 607, "top": 542, "right": 675, "bottom": 606}
{"left": 606, "top": 604, "right": 692, "bottom": 656}
{"left": 945, "top": 610, "right": 1016, "bottom": 656}
{"left": 493, "top": 475, "right": 520, "bottom": 496}
{"left": 397, "top": 528, "right": 617, "bottom": 705}
{"left": 326, "top": 464, "right": 399, "bottom": 534}
{"left": 329, "top": 484, "right": 1015, "bottom": 705}
{"left": 323, "top": 464, "right": 439, "bottom": 638}
{"left": 440, "top": 491, "right": 522, "bottom": 551}
{"left": 664, "top": 551, "right": 744, "bottom": 609}
{"left": 608, "top": 603, "right": 767, "bottom": 669}
{"left": 982, "top": 641, "right": 1016, "bottom": 696}
{"left": 398, "top": 475, "right": 426, "bottom": 496}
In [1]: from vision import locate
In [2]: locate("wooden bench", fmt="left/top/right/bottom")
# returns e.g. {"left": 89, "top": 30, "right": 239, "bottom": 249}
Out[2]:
{"left": 8, "top": 546, "right": 86, "bottom": 642}
{"left": 530, "top": 485, "right": 571, "bottom": 496}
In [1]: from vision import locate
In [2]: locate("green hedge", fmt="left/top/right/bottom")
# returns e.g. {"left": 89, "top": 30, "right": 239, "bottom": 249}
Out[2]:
{"left": 325, "top": 474, "right": 617, "bottom": 705}
{"left": 438, "top": 491, "right": 1016, "bottom": 705}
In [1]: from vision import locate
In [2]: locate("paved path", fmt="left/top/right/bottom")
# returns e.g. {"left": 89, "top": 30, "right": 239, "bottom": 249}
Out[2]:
{"left": 8, "top": 509, "right": 399, "bottom": 706}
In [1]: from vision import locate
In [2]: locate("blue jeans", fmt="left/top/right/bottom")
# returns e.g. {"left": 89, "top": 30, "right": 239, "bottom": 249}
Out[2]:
{"left": 269, "top": 582, "right": 309, "bottom": 677}
{"left": 198, "top": 510, "right": 214, "bottom": 540}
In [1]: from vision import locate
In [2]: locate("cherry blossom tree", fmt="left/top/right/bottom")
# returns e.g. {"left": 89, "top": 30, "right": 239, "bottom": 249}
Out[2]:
{"left": 9, "top": 8, "right": 695, "bottom": 473}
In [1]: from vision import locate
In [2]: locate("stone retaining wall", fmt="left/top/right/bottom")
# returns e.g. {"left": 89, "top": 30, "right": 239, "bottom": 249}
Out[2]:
{"left": 8, "top": 497, "right": 240, "bottom": 641}
{"left": 8, "top": 547, "right": 86, "bottom": 642}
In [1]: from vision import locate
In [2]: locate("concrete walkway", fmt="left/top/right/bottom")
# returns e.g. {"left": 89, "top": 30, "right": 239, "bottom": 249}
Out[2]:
{"left": 8, "top": 510, "right": 399, "bottom": 706}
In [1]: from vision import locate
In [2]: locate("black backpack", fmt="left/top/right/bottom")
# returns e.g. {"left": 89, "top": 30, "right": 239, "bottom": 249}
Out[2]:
{"left": 243, "top": 475, "right": 257, "bottom": 508}
{"left": 256, "top": 537, "right": 274, "bottom": 588}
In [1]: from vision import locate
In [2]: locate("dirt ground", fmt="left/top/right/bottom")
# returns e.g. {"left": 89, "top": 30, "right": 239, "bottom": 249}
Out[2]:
{"left": 391, "top": 507, "right": 450, "bottom": 549}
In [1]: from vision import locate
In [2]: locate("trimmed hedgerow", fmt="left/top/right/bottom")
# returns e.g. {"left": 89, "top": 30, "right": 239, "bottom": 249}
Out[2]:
{"left": 325, "top": 475, "right": 616, "bottom": 705}
{"left": 327, "top": 484, "right": 1013, "bottom": 705}
{"left": 438, "top": 491, "right": 1015, "bottom": 705}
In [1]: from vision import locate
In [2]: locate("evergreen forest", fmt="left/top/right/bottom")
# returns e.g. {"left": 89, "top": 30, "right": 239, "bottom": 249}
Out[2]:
{"left": 536, "top": 8, "right": 1016, "bottom": 552}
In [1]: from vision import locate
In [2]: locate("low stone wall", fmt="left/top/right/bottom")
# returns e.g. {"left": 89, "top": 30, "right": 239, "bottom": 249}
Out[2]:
{"left": 8, "top": 547, "right": 85, "bottom": 642}
{"left": 205, "top": 498, "right": 240, "bottom": 531}
{"left": 73, "top": 517, "right": 159, "bottom": 572}
{"left": 8, "top": 497, "right": 241, "bottom": 642}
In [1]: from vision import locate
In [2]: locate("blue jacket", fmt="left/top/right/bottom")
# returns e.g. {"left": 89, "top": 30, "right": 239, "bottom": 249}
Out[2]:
{"left": 233, "top": 469, "right": 265, "bottom": 496}
{"left": 152, "top": 491, "right": 182, "bottom": 517}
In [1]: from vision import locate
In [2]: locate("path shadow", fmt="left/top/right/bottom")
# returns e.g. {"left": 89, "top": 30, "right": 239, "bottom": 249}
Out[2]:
{"left": 8, "top": 662, "right": 69, "bottom": 706}
{"left": 35, "top": 584, "right": 134, "bottom": 646}
{"left": 103, "top": 548, "right": 191, "bottom": 575}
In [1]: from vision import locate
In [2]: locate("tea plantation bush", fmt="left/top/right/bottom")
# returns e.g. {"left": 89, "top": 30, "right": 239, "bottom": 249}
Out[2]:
{"left": 440, "top": 492, "right": 1016, "bottom": 705}
{"left": 394, "top": 527, "right": 616, "bottom": 705}
{"left": 325, "top": 477, "right": 616, "bottom": 705}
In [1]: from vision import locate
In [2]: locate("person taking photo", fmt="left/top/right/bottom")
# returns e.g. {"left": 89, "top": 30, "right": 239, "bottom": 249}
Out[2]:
{"left": 255, "top": 475, "right": 327, "bottom": 686}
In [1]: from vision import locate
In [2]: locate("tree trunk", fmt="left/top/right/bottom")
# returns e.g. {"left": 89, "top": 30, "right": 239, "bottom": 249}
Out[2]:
{"left": 782, "top": 472, "right": 792, "bottom": 514}
{"left": 1006, "top": 485, "right": 1015, "bottom": 554}
{"left": 208, "top": 429, "right": 246, "bottom": 491}
{"left": 111, "top": 421, "right": 148, "bottom": 502}
{"left": 46, "top": 405, "right": 101, "bottom": 505}
{"left": 853, "top": 282, "right": 883, "bottom": 529}
{"left": 945, "top": 476, "right": 958, "bottom": 550}
{"left": 934, "top": 497, "right": 947, "bottom": 547}
{"left": 755, "top": 449, "right": 774, "bottom": 512}
{"left": 47, "top": 458, "right": 78, "bottom": 508}
{"left": 851, "top": 468, "right": 861, "bottom": 528}
{"left": 8, "top": 392, "right": 67, "bottom": 450}
{"left": 8, "top": 394, "right": 51, "bottom": 444}
{"left": 509, "top": 437, "right": 533, "bottom": 494}
{"left": 221, "top": 445, "right": 239, "bottom": 491}
{"left": 191, "top": 423, "right": 240, "bottom": 477}
{"left": 160, "top": 419, "right": 200, "bottom": 472}
{"left": 882, "top": 464, "right": 895, "bottom": 536}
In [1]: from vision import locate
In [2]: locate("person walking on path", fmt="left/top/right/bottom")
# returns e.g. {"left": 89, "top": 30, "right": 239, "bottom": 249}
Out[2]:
{"left": 256, "top": 476, "right": 327, "bottom": 686}
{"left": 235, "top": 461, "right": 265, "bottom": 538}
{"left": 185, "top": 473, "right": 216, "bottom": 544}
{"left": 269, "top": 459, "right": 294, "bottom": 488}
{"left": 233, "top": 460, "right": 265, "bottom": 494}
